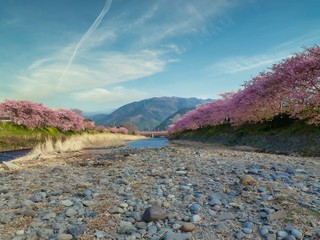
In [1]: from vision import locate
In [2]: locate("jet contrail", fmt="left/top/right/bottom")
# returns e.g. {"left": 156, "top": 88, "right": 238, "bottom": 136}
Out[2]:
{"left": 58, "top": 0, "right": 112, "bottom": 84}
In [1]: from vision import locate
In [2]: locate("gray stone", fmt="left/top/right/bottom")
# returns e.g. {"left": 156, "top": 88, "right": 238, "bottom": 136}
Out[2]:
{"left": 235, "top": 231, "right": 245, "bottom": 239}
{"left": 66, "top": 208, "right": 77, "bottom": 217}
{"left": 163, "top": 232, "right": 191, "bottom": 240}
{"left": 285, "top": 235, "right": 297, "bottom": 240}
{"left": 217, "top": 212, "right": 235, "bottom": 220}
{"left": 260, "top": 228, "right": 269, "bottom": 236}
{"left": 67, "top": 225, "right": 87, "bottom": 237}
{"left": 147, "top": 225, "right": 157, "bottom": 235}
{"left": 277, "top": 230, "right": 288, "bottom": 238}
{"left": 190, "top": 214, "right": 201, "bottom": 222}
{"left": 29, "top": 193, "right": 42, "bottom": 202}
{"left": 0, "top": 215, "right": 11, "bottom": 224}
{"left": 118, "top": 226, "right": 137, "bottom": 234}
{"left": 189, "top": 203, "right": 201, "bottom": 214}
{"left": 109, "top": 206, "right": 125, "bottom": 214}
{"left": 20, "top": 208, "right": 36, "bottom": 217}
{"left": 36, "top": 229, "right": 54, "bottom": 239}
{"left": 61, "top": 200, "right": 73, "bottom": 207}
{"left": 291, "top": 229, "right": 302, "bottom": 239}
{"left": 242, "top": 228, "right": 252, "bottom": 234}
{"left": 142, "top": 206, "right": 167, "bottom": 222}
{"left": 21, "top": 199, "right": 34, "bottom": 207}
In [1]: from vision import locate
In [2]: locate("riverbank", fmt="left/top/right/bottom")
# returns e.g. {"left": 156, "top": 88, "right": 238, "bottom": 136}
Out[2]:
{"left": 1, "top": 141, "right": 319, "bottom": 239}
{"left": 170, "top": 116, "right": 320, "bottom": 156}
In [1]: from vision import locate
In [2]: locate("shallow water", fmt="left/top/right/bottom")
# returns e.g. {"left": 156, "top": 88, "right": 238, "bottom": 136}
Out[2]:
{"left": 0, "top": 149, "right": 31, "bottom": 163}
{"left": 125, "top": 137, "right": 168, "bottom": 149}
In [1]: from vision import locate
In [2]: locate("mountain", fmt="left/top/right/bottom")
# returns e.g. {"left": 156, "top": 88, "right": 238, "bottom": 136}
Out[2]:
{"left": 91, "top": 97, "right": 211, "bottom": 130}
{"left": 154, "top": 107, "right": 194, "bottom": 131}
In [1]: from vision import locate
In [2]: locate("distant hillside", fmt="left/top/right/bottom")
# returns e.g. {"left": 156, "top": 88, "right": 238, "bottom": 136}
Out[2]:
{"left": 91, "top": 97, "right": 211, "bottom": 130}
{"left": 154, "top": 108, "right": 193, "bottom": 131}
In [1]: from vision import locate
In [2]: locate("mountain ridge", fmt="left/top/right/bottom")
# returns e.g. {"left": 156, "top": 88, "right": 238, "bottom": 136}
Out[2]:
{"left": 90, "top": 97, "right": 212, "bottom": 130}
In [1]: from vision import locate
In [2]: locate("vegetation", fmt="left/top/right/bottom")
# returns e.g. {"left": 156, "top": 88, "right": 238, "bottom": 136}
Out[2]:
{"left": 0, "top": 122, "right": 65, "bottom": 150}
{"left": 169, "top": 46, "right": 320, "bottom": 134}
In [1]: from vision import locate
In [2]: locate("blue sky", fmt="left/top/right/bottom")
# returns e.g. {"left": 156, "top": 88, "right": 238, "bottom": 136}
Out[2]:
{"left": 1, "top": 0, "right": 320, "bottom": 113}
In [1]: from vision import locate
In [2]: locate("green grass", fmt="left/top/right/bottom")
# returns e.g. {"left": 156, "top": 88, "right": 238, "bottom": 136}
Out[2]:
{"left": 0, "top": 122, "right": 83, "bottom": 151}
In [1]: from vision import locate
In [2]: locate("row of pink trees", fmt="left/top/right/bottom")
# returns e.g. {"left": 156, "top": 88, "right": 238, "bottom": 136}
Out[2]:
{"left": 169, "top": 45, "right": 320, "bottom": 134}
{"left": 0, "top": 99, "right": 130, "bottom": 134}
{"left": 95, "top": 126, "right": 129, "bottom": 134}
{"left": 0, "top": 100, "right": 85, "bottom": 131}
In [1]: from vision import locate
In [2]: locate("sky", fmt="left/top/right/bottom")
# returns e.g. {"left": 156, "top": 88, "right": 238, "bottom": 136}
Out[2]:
{"left": 1, "top": 0, "right": 320, "bottom": 113}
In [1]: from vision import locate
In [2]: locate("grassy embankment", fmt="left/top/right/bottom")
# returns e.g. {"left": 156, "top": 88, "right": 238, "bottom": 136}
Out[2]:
{"left": 171, "top": 114, "right": 320, "bottom": 156}
{"left": 0, "top": 122, "right": 145, "bottom": 152}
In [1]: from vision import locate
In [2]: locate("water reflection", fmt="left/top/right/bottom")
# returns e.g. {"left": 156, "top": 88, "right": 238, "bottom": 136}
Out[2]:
{"left": 125, "top": 138, "right": 168, "bottom": 149}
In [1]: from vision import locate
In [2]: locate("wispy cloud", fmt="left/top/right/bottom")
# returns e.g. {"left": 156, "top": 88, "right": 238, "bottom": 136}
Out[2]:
{"left": 72, "top": 87, "right": 147, "bottom": 104}
{"left": 213, "top": 53, "right": 286, "bottom": 74}
{"left": 6, "top": 0, "right": 238, "bottom": 110}
{"left": 14, "top": 49, "right": 166, "bottom": 99}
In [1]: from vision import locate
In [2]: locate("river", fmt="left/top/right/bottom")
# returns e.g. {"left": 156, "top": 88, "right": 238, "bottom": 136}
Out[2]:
{"left": 0, "top": 138, "right": 168, "bottom": 162}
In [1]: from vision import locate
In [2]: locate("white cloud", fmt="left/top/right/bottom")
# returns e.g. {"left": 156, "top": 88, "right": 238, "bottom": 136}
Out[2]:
{"left": 13, "top": 49, "right": 166, "bottom": 100}
{"left": 72, "top": 87, "right": 147, "bottom": 104}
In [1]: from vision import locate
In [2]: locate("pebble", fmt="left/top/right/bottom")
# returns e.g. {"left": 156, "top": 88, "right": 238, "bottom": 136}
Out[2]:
{"left": 181, "top": 222, "right": 196, "bottom": 232}
{"left": 56, "top": 233, "right": 73, "bottom": 240}
{"left": 190, "top": 214, "right": 201, "bottom": 222}
{"left": 163, "top": 232, "right": 192, "bottom": 240}
{"left": 1, "top": 144, "right": 319, "bottom": 240}
{"left": 291, "top": 229, "right": 302, "bottom": 239}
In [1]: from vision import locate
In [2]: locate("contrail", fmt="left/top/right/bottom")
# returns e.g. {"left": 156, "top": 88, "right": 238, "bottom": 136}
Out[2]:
{"left": 58, "top": 0, "right": 112, "bottom": 84}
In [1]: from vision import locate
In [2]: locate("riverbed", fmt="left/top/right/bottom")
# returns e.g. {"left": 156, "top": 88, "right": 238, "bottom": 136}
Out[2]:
{"left": 1, "top": 141, "right": 319, "bottom": 239}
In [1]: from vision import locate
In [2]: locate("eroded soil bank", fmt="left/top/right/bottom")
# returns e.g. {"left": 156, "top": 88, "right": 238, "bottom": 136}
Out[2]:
{"left": 0, "top": 141, "right": 319, "bottom": 239}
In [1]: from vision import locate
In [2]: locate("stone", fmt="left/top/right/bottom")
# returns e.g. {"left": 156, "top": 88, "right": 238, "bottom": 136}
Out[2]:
{"left": 260, "top": 228, "right": 269, "bottom": 236}
{"left": 291, "top": 229, "right": 302, "bottom": 239}
{"left": 142, "top": 206, "right": 167, "bottom": 222}
{"left": 285, "top": 235, "right": 297, "bottom": 240}
{"left": 277, "top": 230, "right": 288, "bottom": 238}
{"left": 181, "top": 222, "right": 196, "bottom": 232}
{"left": 21, "top": 200, "right": 34, "bottom": 207}
{"left": 217, "top": 212, "right": 235, "bottom": 220}
{"left": 56, "top": 234, "right": 73, "bottom": 240}
{"left": 20, "top": 208, "right": 36, "bottom": 217}
{"left": 267, "top": 210, "right": 286, "bottom": 221}
{"left": 66, "top": 225, "right": 87, "bottom": 237}
{"left": 190, "top": 214, "right": 201, "bottom": 222}
{"left": 66, "top": 208, "right": 77, "bottom": 217}
{"left": 163, "top": 232, "right": 192, "bottom": 240}
{"left": 29, "top": 193, "right": 42, "bottom": 202}
{"left": 189, "top": 203, "right": 201, "bottom": 214}
{"left": 36, "top": 229, "right": 54, "bottom": 239}
{"left": 109, "top": 206, "right": 125, "bottom": 214}
{"left": 61, "top": 200, "right": 73, "bottom": 207}
{"left": 239, "top": 175, "right": 257, "bottom": 185}
{"left": 242, "top": 228, "right": 252, "bottom": 234}
{"left": 0, "top": 215, "right": 11, "bottom": 224}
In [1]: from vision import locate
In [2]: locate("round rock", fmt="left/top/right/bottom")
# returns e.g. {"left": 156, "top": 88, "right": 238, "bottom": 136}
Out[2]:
{"left": 142, "top": 206, "right": 167, "bottom": 222}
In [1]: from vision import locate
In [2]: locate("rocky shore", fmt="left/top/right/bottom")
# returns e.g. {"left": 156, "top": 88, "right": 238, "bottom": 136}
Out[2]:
{"left": 0, "top": 141, "right": 319, "bottom": 240}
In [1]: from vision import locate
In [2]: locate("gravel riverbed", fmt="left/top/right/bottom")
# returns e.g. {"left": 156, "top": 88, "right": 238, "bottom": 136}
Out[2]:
{"left": 0, "top": 141, "right": 319, "bottom": 240}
